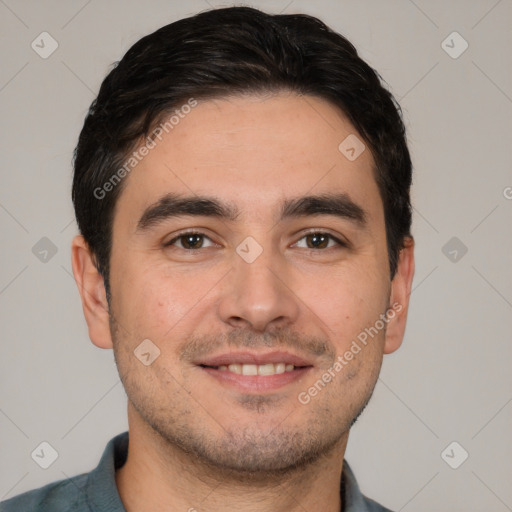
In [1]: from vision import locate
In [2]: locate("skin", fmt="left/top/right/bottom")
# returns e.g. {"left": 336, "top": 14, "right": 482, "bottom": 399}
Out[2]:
{"left": 72, "top": 92, "right": 414, "bottom": 512}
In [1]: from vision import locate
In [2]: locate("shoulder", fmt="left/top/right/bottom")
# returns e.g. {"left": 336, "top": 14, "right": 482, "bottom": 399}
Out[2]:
{"left": 342, "top": 460, "right": 395, "bottom": 512}
{"left": 1, "top": 431, "right": 128, "bottom": 512}
{"left": 360, "top": 494, "right": 395, "bottom": 512}
{"left": 0, "top": 473, "right": 89, "bottom": 512}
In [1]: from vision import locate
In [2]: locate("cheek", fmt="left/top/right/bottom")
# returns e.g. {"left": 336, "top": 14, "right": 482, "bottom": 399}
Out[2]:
{"left": 311, "top": 264, "right": 389, "bottom": 338}
{"left": 121, "top": 281, "right": 181, "bottom": 340}
{"left": 113, "top": 260, "right": 223, "bottom": 342}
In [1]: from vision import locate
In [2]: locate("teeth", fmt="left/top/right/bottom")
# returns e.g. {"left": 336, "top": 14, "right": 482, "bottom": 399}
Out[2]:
{"left": 217, "top": 363, "right": 296, "bottom": 376}
{"left": 228, "top": 363, "right": 242, "bottom": 374}
{"left": 242, "top": 364, "right": 258, "bottom": 376}
{"left": 275, "top": 363, "right": 286, "bottom": 374}
{"left": 258, "top": 364, "right": 275, "bottom": 376}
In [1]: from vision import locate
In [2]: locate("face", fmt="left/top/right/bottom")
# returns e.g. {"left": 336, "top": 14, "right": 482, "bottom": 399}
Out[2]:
{"left": 73, "top": 92, "right": 414, "bottom": 475}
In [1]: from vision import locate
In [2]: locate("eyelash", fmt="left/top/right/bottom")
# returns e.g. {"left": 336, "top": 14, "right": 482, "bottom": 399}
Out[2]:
{"left": 164, "top": 229, "right": 348, "bottom": 251}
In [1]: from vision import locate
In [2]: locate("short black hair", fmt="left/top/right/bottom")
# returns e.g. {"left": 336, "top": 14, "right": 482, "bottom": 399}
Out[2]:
{"left": 72, "top": 6, "right": 412, "bottom": 303}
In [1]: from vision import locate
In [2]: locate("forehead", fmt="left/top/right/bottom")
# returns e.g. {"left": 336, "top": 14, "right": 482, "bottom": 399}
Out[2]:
{"left": 113, "top": 92, "right": 381, "bottom": 228}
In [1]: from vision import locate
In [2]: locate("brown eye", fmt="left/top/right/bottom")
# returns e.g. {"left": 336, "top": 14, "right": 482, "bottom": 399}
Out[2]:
{"left": 166, "top": 232, "right": 214, "bottom": 250}
{"left": 295, "top": 232, "right": 346, "bottom": 250}
{"left": 306, "top": 233, "right": 329, "bottom": 249}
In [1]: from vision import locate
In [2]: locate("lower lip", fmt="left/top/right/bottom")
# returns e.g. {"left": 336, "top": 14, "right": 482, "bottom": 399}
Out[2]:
{"left": 199, "top": 366, "right": 312, "bottom": 392}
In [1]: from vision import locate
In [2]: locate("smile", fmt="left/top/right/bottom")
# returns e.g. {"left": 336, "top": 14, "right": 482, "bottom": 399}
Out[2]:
{"left": 204, "top": 362, "right": 296, "bottom": 376}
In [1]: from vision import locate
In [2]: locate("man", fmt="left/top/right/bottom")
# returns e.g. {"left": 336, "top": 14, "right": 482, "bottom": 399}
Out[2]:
{"left": 1, "top": 6, "right": 414, "bottom": 511}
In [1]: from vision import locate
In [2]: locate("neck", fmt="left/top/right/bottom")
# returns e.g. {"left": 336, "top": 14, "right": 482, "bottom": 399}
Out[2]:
{"left": 115, "top": 405, "right": 349, "bottom": 512}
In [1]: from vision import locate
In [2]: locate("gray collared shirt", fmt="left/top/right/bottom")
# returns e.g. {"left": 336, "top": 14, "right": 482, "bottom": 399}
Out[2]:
{"left": 0, "top": 431, "right": 393, "bottom": 511}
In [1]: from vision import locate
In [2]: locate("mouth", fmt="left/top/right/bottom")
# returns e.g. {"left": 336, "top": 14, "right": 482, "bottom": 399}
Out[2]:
{"left": 195, "top": 351, "right": 314, "bottom": 392}
{"left": 200, "top": 362, "right": 304, "bottom": 376}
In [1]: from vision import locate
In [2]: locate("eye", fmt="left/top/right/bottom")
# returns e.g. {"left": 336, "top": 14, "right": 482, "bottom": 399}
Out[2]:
{"left": 164, "top": 230, "right": 348, "bottom": 251}
{"left": 165, "top": 231, "right": 216, "bottom": 250}
{"left": 294, "top": 231, "right": 347, "bottom": 250}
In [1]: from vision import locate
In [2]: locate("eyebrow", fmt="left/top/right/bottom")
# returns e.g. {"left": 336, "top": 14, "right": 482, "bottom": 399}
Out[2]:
{"left": 136, "top": 192, "right": 367, "bottom": 231}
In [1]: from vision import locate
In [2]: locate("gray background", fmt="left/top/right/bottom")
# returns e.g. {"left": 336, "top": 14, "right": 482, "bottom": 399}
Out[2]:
{"left": 1, "top": 0, "right": 511, "bottom": 510}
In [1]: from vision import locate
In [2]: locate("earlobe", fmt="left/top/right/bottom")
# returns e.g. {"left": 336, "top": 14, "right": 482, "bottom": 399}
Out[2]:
{"left": 71, "top": 235, "right": 113, "bottom": 349}
{"left": 383, "top": 236, "right": 415, "bottom": 354}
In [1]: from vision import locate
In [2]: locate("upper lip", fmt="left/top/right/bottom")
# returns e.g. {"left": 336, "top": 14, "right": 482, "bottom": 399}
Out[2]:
{"left": 196, "top": 351, "right": 314, "bottom": 367}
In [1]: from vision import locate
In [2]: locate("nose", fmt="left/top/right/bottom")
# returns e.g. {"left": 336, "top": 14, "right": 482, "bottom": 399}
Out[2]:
{"left": 217, "top": 243, "right": 301, "bottom": 333}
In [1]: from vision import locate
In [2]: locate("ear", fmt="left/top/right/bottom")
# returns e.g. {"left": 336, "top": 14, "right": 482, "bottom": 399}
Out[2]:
{"left": 383, "top": 236, "right": 415, "bottom": 354}
{"left": 71, "top": 235, "right": 113, "bottom": 349}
